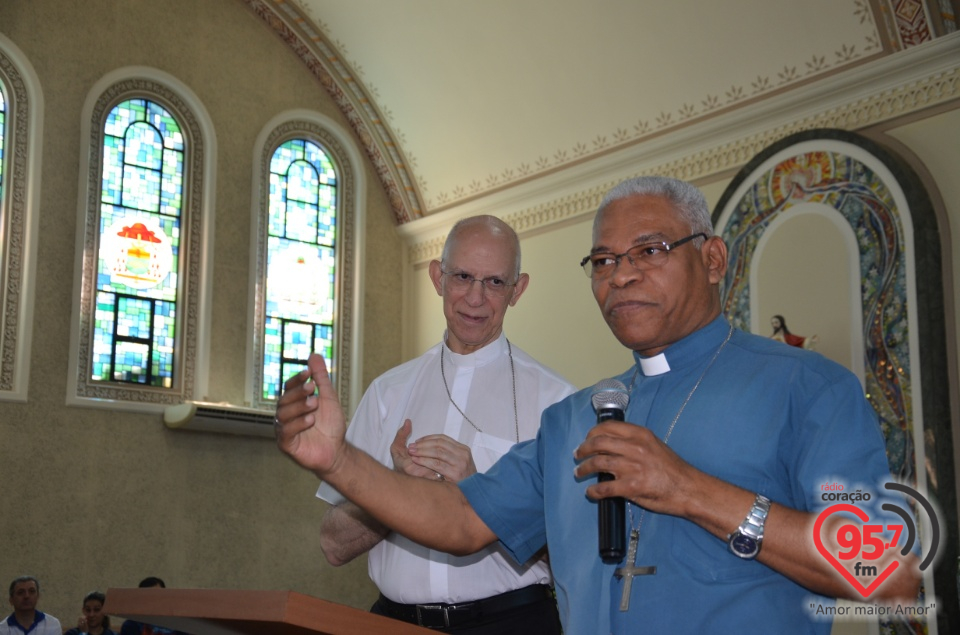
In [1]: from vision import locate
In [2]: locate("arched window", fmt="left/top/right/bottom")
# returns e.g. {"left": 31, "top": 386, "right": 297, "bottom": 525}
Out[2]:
{"left": 94, "top": 98, "right": 183, "bottom": 388}
{"left": 261, "top": 138, "right": 337, "bottom": 399}
{"left": 249, "top": 115, "right": 361, "bottom": 412}
{"left": 69, "top": 70, "right": 214, "bottom": 409}
{"left": 0, "top": 35, "right": 43, "bottom": 403}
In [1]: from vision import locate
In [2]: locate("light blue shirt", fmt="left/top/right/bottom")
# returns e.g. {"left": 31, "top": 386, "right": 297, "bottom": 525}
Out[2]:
{"left": 462, "top": 316, "right": 898, "bottom": 634}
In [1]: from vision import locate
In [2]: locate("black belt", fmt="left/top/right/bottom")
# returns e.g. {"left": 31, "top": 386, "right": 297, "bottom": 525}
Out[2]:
{"left": 377, "top": 584, "right": 554, "bottom": 629}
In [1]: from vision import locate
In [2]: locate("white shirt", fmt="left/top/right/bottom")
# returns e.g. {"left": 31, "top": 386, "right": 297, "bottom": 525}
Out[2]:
{"left": 318, "top": 332, "right": 575, "bottom": 604}
{"left": 0, "top": 612, "right": 62, "bottom": 635}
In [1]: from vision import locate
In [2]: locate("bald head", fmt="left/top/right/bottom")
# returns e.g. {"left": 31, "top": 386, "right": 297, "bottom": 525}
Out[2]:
{"left": 441, "top": 215, "right": 522, "bottom": 280}
{"left": 430, "top": 214, "right": 529, "bottom": 354}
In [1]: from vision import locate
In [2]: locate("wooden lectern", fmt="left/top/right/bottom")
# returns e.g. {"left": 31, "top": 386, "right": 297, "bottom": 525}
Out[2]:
{"left": 105, "top": 588, "right": 432, "bottom": 635}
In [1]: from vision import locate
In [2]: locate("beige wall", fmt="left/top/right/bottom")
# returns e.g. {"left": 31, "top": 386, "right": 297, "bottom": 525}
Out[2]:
{"left": 0, "top": 0, "right": 403, "bottom": 622}
{"left": 753, "top": 211, "right": 857, "bottom": 372}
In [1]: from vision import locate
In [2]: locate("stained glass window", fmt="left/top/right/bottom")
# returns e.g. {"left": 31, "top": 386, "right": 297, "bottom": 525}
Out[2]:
{"left": 93, "top": 98, "right": 184, "bottom": 387}
{"left": 262, "top": 138, "right": 338, "bottom": 400}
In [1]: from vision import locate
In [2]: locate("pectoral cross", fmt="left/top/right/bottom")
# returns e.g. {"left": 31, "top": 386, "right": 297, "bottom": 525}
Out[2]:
{"left": 614, "top": 528, "right": 656, "bottom": 611}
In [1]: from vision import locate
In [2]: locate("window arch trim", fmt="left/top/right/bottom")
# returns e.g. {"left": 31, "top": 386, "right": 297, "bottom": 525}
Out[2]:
{"left": 0, "top": 34, "right": 43, "bottom": 403}
{"left": 248, "top": 110, "right": 365, "bottom": 413}
{"left": 68, "top": 67, "right": 215, "bottom": 410}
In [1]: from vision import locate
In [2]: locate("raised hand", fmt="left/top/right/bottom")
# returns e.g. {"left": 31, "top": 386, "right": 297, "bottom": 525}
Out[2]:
{"left": 275, "top": 353, "right": 347, "bottom": 475}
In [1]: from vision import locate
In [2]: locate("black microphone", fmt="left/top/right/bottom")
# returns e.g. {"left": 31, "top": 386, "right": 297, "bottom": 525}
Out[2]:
{"left": 591, "top": 378, "right": 629, "bottom": 563}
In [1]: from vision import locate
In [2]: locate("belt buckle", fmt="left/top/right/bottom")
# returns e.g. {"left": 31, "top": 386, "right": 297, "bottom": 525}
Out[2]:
{"left": 416, "top": 604, "right": 450, "bottom": 629}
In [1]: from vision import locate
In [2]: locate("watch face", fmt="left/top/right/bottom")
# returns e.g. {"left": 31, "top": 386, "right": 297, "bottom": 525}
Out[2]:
{"left": 730, "top": 533, "right": 759, "bottom": 558}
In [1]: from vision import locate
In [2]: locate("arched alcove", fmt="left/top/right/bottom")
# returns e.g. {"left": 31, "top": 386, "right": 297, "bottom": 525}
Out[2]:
{"left": 750, "top": 203, "right": 862, "bottom": 378}
{"left": 714, "top": 128, "right": 956, "bottom": 632}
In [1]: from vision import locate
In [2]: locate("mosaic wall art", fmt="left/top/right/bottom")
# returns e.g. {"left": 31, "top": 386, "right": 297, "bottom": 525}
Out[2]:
{"left": 719, "top": 147, "right": 914, "bottom": 481}
{"left": 714, "top": 129, "right": 954, "bottom": 633}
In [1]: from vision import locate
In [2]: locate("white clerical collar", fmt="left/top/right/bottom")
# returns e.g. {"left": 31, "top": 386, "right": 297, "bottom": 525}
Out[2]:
{"left": 441, "top": 330, "right": 506, "bottom": 368}
{"left": 638, "top": 352, "right": 671, "bottom": 376}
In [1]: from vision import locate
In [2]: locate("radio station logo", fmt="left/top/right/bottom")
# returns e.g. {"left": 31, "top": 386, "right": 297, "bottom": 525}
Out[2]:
{"left": 812, "top": 481, "right": 939, "bottom": 600}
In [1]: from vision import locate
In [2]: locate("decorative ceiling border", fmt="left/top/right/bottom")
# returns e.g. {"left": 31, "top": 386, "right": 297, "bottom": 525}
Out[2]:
{"left": 297, "top": 0, "right": 893, "bottom": 215}
{"left": 422, "top": 0, "right": 890, "bottom": 211}
{"left": 883, "top": 0, "right": 936, "bottom": 48}
{"left": 251, "top": 0, "right": 955, "bottom": 227}
{"left": 241, "top": 0, "right": 424, "bottom": 223}
{"left": 251, "top": 0, "right": 895, "bottom": 222}
{"left": 405, "top": 54, "right": 960, "bottom": 264}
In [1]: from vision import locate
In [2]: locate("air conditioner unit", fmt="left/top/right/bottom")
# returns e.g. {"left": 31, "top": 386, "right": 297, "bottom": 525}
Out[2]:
{"left": 163, "top": 401, "right": 275, "bottom": 438}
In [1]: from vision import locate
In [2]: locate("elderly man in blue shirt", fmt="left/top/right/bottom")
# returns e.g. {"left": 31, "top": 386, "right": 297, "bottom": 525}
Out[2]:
{"left": 276, "top": 176, "right": 921, "bottom": 634}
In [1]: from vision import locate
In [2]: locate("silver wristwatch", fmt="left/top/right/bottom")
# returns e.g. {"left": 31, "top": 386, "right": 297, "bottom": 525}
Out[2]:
{"left": 727, "top": 493, "right": 771, "bottom": 560}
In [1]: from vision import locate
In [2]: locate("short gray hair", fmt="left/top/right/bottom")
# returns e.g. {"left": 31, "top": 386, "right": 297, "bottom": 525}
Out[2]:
{"left": 594, "top": 176, "right": 713, "bottom": 243}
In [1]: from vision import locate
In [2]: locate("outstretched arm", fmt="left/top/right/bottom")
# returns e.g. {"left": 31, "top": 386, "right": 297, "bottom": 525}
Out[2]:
{"left": 276, "top": 354, "right": 496, "bottom": 555}
{"left": 319, "top": 420, "right": 478, "bottom": 565}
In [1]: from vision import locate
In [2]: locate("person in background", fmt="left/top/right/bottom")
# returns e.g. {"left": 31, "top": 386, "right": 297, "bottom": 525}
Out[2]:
{"left": 312, "top": 215, "right": 575, "bottom": 633}
{"left": 63, "top": 591, "right": 116, "bottom": 635}
{"left": 0, "top": 576, "right": 61, "bottom": 635}
{"left": 118, "top": 578, "right": 184, "bottom": 635}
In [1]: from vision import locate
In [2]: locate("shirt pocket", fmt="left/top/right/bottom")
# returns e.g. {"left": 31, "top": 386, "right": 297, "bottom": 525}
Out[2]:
{"left": 471, "top": 432, "right": 515, "bottom": 472}
{"left": 670, "top": 517, "right": 779, "bottom": 583}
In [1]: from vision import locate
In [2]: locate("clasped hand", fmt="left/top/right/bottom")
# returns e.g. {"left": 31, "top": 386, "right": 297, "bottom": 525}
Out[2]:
{"left": 390, "top": 420, "right": 477, "bottom": 482}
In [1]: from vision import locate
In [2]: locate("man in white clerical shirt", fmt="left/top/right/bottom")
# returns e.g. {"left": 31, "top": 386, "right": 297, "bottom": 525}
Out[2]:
{"left": 312, "top": 215, "right": 574, "bottom": 633}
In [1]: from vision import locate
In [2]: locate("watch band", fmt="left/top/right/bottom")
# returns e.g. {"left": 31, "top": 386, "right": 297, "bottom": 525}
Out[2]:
{"left": 737, "top": 493, "right": 771, "bottom": 542}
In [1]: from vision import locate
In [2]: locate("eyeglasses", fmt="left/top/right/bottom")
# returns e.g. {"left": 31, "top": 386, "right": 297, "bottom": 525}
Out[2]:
{"left": 579, "top": 233, "right": 707, "bottom": 279}
{"left": 440, "top": 268, "right": 518, "bottom": 297}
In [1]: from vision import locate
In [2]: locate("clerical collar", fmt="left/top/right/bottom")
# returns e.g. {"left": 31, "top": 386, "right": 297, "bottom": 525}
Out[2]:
{"left": 441, "top": 330, "right": 506, "bottom": 368}
{"left": 632, "top": 316, "right": 732, "bottom": 377}
{"left": 638, "top": 353, "right": 670, "bottom": 376}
